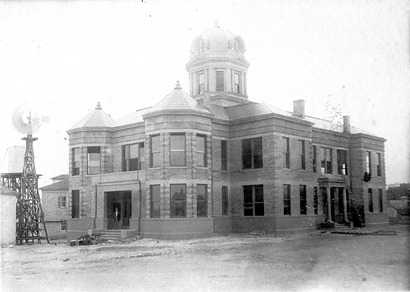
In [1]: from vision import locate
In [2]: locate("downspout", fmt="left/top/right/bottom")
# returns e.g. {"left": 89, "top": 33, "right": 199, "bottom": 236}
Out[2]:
{"left": 138, "top": 179, "right": 142, "bottom": 237}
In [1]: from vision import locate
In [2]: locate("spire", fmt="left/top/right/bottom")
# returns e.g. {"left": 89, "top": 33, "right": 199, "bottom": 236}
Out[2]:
{"left": 95, "top": 102, "right": 102, "bottom": 110}
{"left": 174, "top": 80, "right": 182, "bottom": 90}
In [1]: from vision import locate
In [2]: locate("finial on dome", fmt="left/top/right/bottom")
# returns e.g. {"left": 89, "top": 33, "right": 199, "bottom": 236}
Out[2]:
{"left": 214, "top": 19, "right": 219, "bottom": 28}
{"left": 174, "top": 80, "right": 182, "bottom": 90}
{"left": 96, "top": 102, "right": 102, "bottom": 110}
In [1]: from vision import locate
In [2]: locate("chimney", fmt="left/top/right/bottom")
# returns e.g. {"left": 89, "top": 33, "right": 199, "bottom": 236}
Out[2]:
{"left": 343, "top": 115, "right": 351, "bottom": 134}
{"left": 293, "top": 99, "right": 305, "bottom": 118}
{"left": 203, "top": 91, "right": 211, "bottom": 110}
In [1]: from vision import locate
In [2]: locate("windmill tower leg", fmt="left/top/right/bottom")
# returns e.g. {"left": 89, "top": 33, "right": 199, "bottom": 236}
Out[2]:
{"left": 16, "top": 135, "right": 50, "bottom": 244}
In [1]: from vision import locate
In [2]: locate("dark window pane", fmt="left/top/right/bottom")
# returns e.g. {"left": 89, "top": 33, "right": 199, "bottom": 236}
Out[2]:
{"left": 150, "top": 185, "right": 161, "bottom": 218}
{"left": 171, "top": 185, "right": 186, "bottom": 218}
{"left": 255, "top": 203, "right": 264, "bottom": 216}
{"left": 197, "top": 184, "right": 207, "bottom": 217}
{"left": 222, "top": 186, "right": 228, "bottom": 216}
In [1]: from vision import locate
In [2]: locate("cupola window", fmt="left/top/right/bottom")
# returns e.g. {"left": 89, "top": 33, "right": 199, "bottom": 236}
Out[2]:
{"left": 198, "top": 73, "right": 205, "bottom": 95}
{"left": 234, "top": 72, "right": 241, "bottom": 94}
{"left": 216, "top": 71, "right": 224, "bottom": 92}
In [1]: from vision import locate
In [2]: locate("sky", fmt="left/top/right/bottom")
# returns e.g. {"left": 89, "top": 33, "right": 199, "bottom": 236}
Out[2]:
{"left": 0, "top": 0, "right": 409, "bottom": 187}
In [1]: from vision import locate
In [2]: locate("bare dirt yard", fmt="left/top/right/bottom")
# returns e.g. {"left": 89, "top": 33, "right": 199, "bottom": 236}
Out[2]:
{"left": 1, "top": 225, "right": 409, "bottom": 292}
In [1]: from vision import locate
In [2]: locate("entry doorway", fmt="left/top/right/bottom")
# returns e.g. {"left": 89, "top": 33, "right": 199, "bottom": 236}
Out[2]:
{"left": 322, "top": 187, "right": 347, "bottom": 223}
{"left": 106, "top": 191, "right": 132, "bottom": 230}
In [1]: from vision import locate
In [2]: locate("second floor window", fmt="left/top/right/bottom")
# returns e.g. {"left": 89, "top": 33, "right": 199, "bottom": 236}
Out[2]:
{"left": 197, "top": 135, "right": 207, "bottom": 167}
{"left": 150, "top": 135, "right": 160, "bottom": 168}
{"left": 242, "top": 137, "right": 263, "bottom": 169}
{"left": 298, "top": 140, "right": 306, "bottom": 170}
{"left": 87, "top": 146, "right": 101, "bottom": 175}
{"left": 337, "top": 149, "right": 348, "bottom": 175}
{"left": 283, "top": 137, "right": 290, "bottom": 168}
{"left": 366, "top": 151, "right": 372, "bottom": 174}
{"left": 122, "top": 143, "right": 144, "bottom": 171}
{"left": 198, "top": 72, "right": 205, "bottom": 94}
{"left": 377, "top": 153, "right": 382, "bottom": 176}
{"left": 216, "top": 71, "right": 224, "bottom": 92}
{"left": 321, "top": 147, "right": 332, "bottom": 174}
{"left": 221, "top": 140, "right": 227, "bottom": 171}
{"left": 72, "top": 148, "right": 80, "bottom": 176}
{"left": 170, "top": 133, "right": 186, "bottom": 166}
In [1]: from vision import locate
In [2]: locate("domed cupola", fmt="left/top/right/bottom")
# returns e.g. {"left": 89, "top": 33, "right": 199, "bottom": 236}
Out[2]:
{"left": 186, "top": 22, "right": 250, "bottom": 106}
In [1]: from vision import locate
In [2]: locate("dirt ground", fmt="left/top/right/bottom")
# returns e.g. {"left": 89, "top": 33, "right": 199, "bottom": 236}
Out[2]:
{"left": 1, "top": 225, "right": 409, "bottom": 292}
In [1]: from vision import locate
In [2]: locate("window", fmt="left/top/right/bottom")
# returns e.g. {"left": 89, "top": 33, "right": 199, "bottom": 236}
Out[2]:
{"left": 170, "top": 134, "right": 186, "bottom": 166}
{"left": 60, "top": 220, "right": 66, "bottom": 231}
{"left": 300, "top": 185, "right": 307, "bottom": 215}
{"left": 242, "top": 137, "right": 263, "bottom": 169}
{"left": 283, "top": 184, "right": 291, "bottom": 215}
{"left": 150, "top": 135, "right": 160, "bottom": 168}
{"left": 298, "top": 140, "right": 306, "bottom": 170}
{"left": 222, "top": 186, "right": 228, "bottom": 216}
{"left": 122, "top": 143, "right": 145, "bottom": 171}
{"left": 170, "top": 184, "right": 186, "bottom": 218}
{"left": 221, "top": 140, "right": 227, "bottom": 171}
{"left": 283, "top": 137, "right": 290, "bottom": 168}
{"left": 150, "top": 185, "right": 161, "bottom": 218}
{"left": 58, "top": 196, "right": 67, "bottom": 208}
{"left": 378, "top": 189, "right": 383, "bottom": 212}
{"left": 197, "top": 135, "right": 207, "bottom": 167}
{"left": 377, "top": 153, "right": 382, "bottom": 176}
{"left": 313, "top": 145, "right": 317, "bottom": 173}
{"left": 71, "top": 190, "right": 80, "bottom": 219}
{"left": 216, "top": 71, "right": 224, "bottom": 92}
{"left": 366, "top": 151, "right": 372, "bottom": 174}
{"left": 198, "top": 72, "right": 205, "bottom": 94}
{"left": 321, "top": 147, "right": 332, "bottom": 174}
{"left": 337, "top": 149, "right": 348, "bottom": 175}
{"left": 368, "top": 188, "right": 373, "bottom": 213}
{"left": 87, "top": 146, "right": 101, "bottom": 175}
{"left": 313, "top": 187, "right": 318, "bottom": 215}
{"left": 72, "top": 148, "right": 80, "bottom": 176}
{"left": 234, "top": 72, "right": 240, "bottom": 94}
{"left": 197, "top": 184, "right": 208, "bottom": 217}
{"left": 243, "top": 185, "right": 264, "bottom": 216}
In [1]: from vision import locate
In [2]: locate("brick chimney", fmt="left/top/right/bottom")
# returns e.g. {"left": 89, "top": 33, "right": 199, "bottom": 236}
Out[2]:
{"left": 293, "top": 99, "right": 305, "bottom": 118}
{"left": 343, "top": 115, "right": 351, "bottom": 134}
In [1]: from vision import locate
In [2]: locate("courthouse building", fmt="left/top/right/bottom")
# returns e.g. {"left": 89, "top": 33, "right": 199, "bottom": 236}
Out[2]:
{"left": 66, "top": 25, "right": 388, "bottom": 239}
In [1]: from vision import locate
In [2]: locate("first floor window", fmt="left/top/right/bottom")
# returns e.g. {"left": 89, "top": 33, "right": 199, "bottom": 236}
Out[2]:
{"left": 378, "top": 189, "right": 383, "bottom": 212}
{"left": 171, "top": 184, "right": 186, "bottom": 218}
{"left": 300, "top": 185, "right": 307, "bottom": 215}
{"left": 313, "top": 187, "right": 318, "bottom": 215}
{"left": 87, "top": 146, "right": 101, "bottom": 175}
{"left": 150, "top": 185, "right": 161, "bottom": 218}
{"left": 71, "top": 190, "right": 80, "bottom": 219}
{"left": 58, "top": 196, "right": 67, "bottom": 208}
{"left": 60, "top": 220, "right": 66, "bottom": 231}
{"left": 368, "top": 189, "right": 373, "bottom": 213}
{"left": 243, "top": 185, "right": 264, "bottom": 216}
{"left": 197, "top": 184, "right": 208, "bottom": 217}
{"left": 222, "top": 186, "right": 228, "bottom": 216}
{"left": 283, "top": 184, "right": 291, "bottom": 215}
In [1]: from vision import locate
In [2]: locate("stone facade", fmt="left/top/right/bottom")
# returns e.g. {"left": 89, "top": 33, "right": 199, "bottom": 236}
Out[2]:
{"left": 65, "top": 25, "right": 388, "bottom": 239}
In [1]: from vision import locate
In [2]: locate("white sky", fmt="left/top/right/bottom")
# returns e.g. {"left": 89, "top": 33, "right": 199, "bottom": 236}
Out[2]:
{"left": 0, "top": 0, "right": 409, "bottom": 186}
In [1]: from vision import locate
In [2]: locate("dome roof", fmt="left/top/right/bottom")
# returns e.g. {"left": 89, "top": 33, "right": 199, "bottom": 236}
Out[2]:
{"left": 190, "top": 23, "right": 246, "bottom": 58}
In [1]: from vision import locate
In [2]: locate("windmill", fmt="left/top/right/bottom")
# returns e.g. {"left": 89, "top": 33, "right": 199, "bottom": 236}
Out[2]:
{"left": 12, "top": 104, "right": 50, "bottom": 244}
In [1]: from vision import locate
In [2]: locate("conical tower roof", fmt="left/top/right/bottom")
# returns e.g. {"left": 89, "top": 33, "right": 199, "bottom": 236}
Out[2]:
{"left": 143, "top": 81, "right": 212, "bottom": 118}
{"left": 69, "top": 102, "right": 116, "bottom": 130}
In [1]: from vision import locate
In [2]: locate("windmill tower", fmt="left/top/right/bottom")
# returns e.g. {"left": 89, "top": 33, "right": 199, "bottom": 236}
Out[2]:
{"left": 11, "top": 104, "right": 50, "bottom": 244}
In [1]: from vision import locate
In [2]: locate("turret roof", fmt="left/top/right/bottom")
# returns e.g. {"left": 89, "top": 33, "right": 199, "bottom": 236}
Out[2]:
{"left": 69, "top": 102, "right": 116, "bottom": 130}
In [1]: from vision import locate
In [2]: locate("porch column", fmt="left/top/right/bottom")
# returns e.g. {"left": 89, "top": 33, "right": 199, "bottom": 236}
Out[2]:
{"left": 326, "top": 186, "right": 332, "bottom": 222}
{"left": 343, "top": 188, "right": 348, "bottom": 222}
